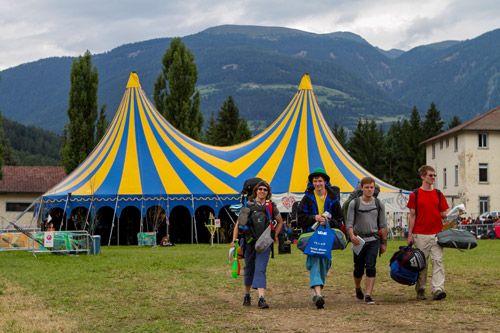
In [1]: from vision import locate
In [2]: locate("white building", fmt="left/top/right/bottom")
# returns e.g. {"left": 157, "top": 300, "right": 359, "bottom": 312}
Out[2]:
{"left": 422, "top": 106, "right": 500, "bottom": 217}
{"left": 0, "top": 166, "right": 66, "bottom": 227}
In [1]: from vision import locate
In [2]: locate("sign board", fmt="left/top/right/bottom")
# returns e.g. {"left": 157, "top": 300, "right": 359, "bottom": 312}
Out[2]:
{"left": 44, "top": 232, "right": 54, "bottom": 248}
{"left": 214, "top": 219, "right": 221, "bottom": 228}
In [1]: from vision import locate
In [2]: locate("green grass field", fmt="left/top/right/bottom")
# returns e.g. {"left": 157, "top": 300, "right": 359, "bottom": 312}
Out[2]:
{"left": 1, "top": 240, "right": 499, "bottom": 332}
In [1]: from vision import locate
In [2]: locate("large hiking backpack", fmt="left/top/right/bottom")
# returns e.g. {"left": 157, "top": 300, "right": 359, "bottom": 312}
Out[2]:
{"left": 342, "top": 183, "right": 380, "bottom": 222}
{"left": 389, "top": 246, "right": 426, "bottom": 285}
{"left": 241, "top": 177, "right": 263, "bottom": 202}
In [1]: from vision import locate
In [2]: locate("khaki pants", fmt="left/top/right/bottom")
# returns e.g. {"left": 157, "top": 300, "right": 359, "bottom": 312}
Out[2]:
{"left": 414, "top": 234, "right": 445, "bottom": 294}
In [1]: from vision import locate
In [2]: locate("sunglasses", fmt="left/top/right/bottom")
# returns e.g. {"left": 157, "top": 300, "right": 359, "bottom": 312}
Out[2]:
{"left": 427, "top": 174, "right": 437, "bottom": 178}
{"left": 257, "top": 187, "right": 269, "bottom": 192}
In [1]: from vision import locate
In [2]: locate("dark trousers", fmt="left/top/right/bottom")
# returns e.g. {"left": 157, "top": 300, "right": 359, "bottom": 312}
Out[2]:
{"left": 353, "top": 239, "right": 379, "bottom": 278}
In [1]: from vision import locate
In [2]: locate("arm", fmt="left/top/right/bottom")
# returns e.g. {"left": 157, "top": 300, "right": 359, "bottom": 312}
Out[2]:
{"left": 346, "top": 200, "right": 360, "bottom": 245}
{"left": 297, "top": 196, "right": 321, "bottom": 229}
{"left": 407, "top": 208, "right": 416, "bottom": 245}
{"left": 274, "top": 214, "right": 284, "bottom": 243}
{"left": 230, "top": 220, "right": 239, "bottom": 247}
{"left": 379, "top": 202, "right": 388, "bottom": 254}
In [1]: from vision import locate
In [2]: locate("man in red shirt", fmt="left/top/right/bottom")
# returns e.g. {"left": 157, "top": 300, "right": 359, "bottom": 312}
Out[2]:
{"left": 407, "top": 165, "right": 449, "bottom": 301}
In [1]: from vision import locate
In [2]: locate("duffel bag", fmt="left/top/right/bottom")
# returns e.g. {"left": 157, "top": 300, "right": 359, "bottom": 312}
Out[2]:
{"left": 297, "top": 228, "right": 347, "bottom": 252}
{"left": 437, "top": 228, "right": 477, "bottom": 250}
{"left": 390, "top": 260, "right": 419, "bottom": 285}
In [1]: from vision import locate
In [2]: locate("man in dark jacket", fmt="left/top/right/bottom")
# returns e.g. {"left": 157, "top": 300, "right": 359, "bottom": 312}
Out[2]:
{"left": 298, "top": 168, "right": 343, "bottom": 309}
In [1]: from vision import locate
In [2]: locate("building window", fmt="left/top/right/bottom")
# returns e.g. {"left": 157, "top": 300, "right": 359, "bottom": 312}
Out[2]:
{"left": 432, "top": 143, "right": 435, "bottom": 159}
{"left": 454, "top": 136, "right": 458, "bottom": 152}
{"left": 479, "top": 163, "right": 488, "bottom": 183}
{"left": 6, "top": 202, "right": 34, "bottom": 212}
{"left": 443, "top": 168, "right": 447, "bottom": 188}
{"left": 478, "top": 133, "right": 488, "bottom": 148}
{"left": 446, "top": 138, "right": 449, "bottom": 148}
{"left": 479, "top": 196, "right": 489, "bottom": 214}
{"left": 454, "top": 165, "right": 459, "bottom": 186}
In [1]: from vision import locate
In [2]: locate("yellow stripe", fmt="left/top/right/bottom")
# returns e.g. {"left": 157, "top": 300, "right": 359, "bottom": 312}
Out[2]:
{"left": 309, "top": 91, "right": 353, "bottom": 192}
{"left": 289, "top": 92, "right": 310, "bottom": 192}
{"left": 144, "top": 93, "right": 237, "bottom": 194}
{"left": 118, "top": 89, "right": 142, "bottom": 195}
{"left": 138, "top": 91, "right": 189, "bottom": 194}
{"left": 144, "top": 90, "right": 298, "bottom": 177}
{"left": 256, "top": 95, "right": 302, "bottom": 183}
{"left": 48, "top": 90, "right": 130, "bottom": 194}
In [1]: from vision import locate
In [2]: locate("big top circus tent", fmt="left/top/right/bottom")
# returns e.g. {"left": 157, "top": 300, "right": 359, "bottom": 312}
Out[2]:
{"left": 40, "top": 72, "right": 407, "bottom": 243}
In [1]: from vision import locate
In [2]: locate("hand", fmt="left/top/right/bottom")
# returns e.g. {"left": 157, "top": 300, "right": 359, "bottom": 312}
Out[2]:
{"left": 351, "top": 235, "right": 360, "bottom": 246}
{"left": 315, "top": 215, "right": 326, "bottom": 224}
{"left": 407, "top": 233, "right": 413, "bottom": 245}
{"left": 274, "top": 237, "right": 279, "bottom": 243}
{"left": 230, "top": 240, "right": 236, "bottom": 247}
{"left": 380, "top": 243, "right": 387, "bottom": 254}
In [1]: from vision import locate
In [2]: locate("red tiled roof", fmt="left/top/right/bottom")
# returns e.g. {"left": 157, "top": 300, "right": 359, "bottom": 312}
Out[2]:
{"left": 0, "top": 166, "right": 66, "bottom": 193}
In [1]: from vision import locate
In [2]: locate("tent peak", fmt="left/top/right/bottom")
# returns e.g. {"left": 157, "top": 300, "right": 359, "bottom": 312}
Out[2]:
{"left": 126, "top": 72, "right": 141, "bottom": 88}
{"left": 298, "top": 73, "right": 313, "bottom": 90}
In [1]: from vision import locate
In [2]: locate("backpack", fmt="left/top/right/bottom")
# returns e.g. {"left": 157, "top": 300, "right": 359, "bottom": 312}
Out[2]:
{"left": 389, "top": 246, "right": 426, "bottom": 285}
{"left": 241, "top": 177, "right": 263, "bottom": 203}
{"left": 352, "top": 197, "right": 383, "bottom": 236}
{"left": 342, "top": 184, "right": 380, "bottom": 222}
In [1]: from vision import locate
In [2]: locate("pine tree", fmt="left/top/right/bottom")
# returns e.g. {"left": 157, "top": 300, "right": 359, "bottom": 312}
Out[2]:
{"left": 96, "top": 105, "right": 108, "bottom": 143}
{"left": 213, "top": 96, "right": 251, "bottom": 146}
{"left": 397, "top": 107, "right": 425, "bottom": 189}
{"left": 348, "top": 119, "right": 386, "bottom": 179}
{"left": 62, "top": 50, "right": 99, "bottom": 173}
{"left": 447, "top": 115, "right": 462, "bottom": 129}
{"left": 204, "top": 113, "right": 218, "bottom": 145}
{"left": 384, "top": 120, "right": 403, "bottom": 184}
{"left": 154, "top": 38, "right": 203, "bottom": 140}
{"left": 422, "top": 102, "right": 444, "bottom": 140}
{"left": 332, "top": 122, "right": 348, "bottom": 149}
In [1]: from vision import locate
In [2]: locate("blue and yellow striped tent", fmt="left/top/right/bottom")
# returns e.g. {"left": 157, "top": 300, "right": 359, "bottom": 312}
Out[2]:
{"left": 42, "top": 72, "right": 401, "bottom": 217}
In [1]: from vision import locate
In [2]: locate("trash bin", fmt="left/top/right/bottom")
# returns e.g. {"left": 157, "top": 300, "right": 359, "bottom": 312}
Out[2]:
{"left": 90, "top": 235, "right": 101, "bottom": 255}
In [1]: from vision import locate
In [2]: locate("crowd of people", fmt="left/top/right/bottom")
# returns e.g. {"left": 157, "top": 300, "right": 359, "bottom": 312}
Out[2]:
{"left": 231, "top": 165, "right": 451, "bottom": 309}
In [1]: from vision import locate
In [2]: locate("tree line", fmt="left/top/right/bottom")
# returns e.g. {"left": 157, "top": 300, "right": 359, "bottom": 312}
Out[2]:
{"left": 334, "top": 104, "right": 461, "bottom": 190}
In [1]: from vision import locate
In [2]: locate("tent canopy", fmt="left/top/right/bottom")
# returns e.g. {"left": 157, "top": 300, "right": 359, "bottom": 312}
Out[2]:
{"left": 42, "top": 72, "right": 401, "bottom": 216}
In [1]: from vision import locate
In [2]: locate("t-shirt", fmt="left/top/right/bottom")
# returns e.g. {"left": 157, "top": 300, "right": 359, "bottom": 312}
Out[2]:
{"left": 314, "top": 192, "right": 326, "bottom": 215}
{"left": 407, "top": 188, "right": 449, "bottom": 235}
{"left": 346, "top": 198, "right": 387, "bottom": 241}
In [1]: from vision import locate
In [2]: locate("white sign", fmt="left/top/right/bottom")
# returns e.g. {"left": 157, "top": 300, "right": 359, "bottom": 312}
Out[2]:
{"left": 214, "top": 219, "right": 221, "bottom": 228}
{"left": 44, "top": 232, "right": 54, "bottom": 248}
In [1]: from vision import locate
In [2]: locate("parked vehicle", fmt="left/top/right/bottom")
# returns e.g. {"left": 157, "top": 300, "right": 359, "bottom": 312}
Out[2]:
{"left": 479, "top": 211, "right": 500, "bottom": 222}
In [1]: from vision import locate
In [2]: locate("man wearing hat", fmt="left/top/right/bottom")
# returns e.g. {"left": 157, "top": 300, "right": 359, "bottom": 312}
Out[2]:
{"left": 298, "top": 167, "right": 343, "bottom": 309}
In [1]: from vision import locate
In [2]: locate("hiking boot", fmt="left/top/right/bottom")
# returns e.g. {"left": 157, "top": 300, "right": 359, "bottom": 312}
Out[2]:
{"left": 258, "top": 297, "right": 269, "bottom": 309}
{"left": 243, "top": 293, "right": 251, "bottom": 306}
{"left": 433, "top": 290, "right": 447, "bottom": 301}
{"left": 312, "top": 295, "right": 325, "bottom": 309}
{"left": 416, "top": 289, "right": 426, "bottom": 300}
{"left": 355, "top": 287, "right": 364, "bottom": 300}
{"left": 365, "top": 295, "right": 375, "bottom": 305}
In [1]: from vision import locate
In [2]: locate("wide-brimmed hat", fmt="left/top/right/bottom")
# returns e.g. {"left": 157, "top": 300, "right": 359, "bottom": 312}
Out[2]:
{"left": 308, "top": 167, "right": 330, "bottom": 183}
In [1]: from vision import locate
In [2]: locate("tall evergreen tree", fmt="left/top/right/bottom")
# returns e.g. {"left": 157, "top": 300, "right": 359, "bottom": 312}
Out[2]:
{"left": 96, "top": 105, "right": 108, "bottom": 143}
{"left": 348, "top": 118, "right": 386, "bottom": 178}
{"left": 332, "top": 122, "right": 348, "bottom": 149}
{"left": 204, "top": 113, "right": 218, "bottom": 145}
{"left": 384, "top": 120, "right": 403, "bottom": 184}
{"left": 397, "top": 107, "right": 425, "bottom": 189}
{"left": 62, "top": 50, "right": 99, "bottom": 173}
{"left": 447, "top": 115, "right": 462, "bottom": 129}
{"left": 213, "top": 96, "right": 251, "bottom": 146}
{"left": 154, "top": 37, "right": 203, "bottom": 140}
{"left": 422, "top": 102, "right": 444, "bottom": 140}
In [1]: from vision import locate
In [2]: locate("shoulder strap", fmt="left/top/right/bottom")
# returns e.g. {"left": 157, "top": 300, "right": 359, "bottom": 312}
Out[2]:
{"left": 436, "top": 189, "right": 441, "bottom": 209}
{"left": 414, "top": 189, "right": 419, "bottom": 219}
{"left": 375, "top": 198, "right": 381, "bottom": 230}
{"left": 354, "top": 197, "right": 360, "bottom": 225}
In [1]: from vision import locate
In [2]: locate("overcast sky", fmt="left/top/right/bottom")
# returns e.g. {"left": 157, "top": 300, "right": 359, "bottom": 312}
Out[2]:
{"left": 1, "top": 0, "right": 499, "bottom": 70}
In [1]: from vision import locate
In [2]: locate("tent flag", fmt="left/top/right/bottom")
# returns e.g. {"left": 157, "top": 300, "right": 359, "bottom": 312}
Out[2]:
{"left": 42, "top": 72, "right": 403, "bottom": 216}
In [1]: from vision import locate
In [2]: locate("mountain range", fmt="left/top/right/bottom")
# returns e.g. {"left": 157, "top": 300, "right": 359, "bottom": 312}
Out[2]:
{"left": 1, "top": 25, "right": 500, "bottom": 133}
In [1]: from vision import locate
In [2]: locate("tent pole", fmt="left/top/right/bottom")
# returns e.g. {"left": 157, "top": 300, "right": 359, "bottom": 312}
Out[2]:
{"left": 191, "top": 195, "right": 198, "bottom": 244}
{"left": 108, "top": 195, "right": 119, "bottom": 246}
{"left": 60, "top": 193, "right": 71, "bottom": 231}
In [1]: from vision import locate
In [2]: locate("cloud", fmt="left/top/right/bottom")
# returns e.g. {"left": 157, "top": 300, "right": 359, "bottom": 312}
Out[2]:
{"left": 1, "top": 0, "right": 499, "bottom": 69}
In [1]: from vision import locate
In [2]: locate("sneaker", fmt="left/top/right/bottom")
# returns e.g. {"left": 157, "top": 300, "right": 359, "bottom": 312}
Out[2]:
{"left": 355, "top": 288, "right": 364, "bottom": 300}
{"left": 365, "top": 295, "right": 375, "bottom": 305}
{"left": 416, "top": 289, "right": 426, "bottom": 300}
{"left": 433, "top": 290, "right": 447, "bottom": 301}
{"left": 258, "top": 297, "right": 269, "bottom": 309}
{"left": 312, "top": 295, "right": 325, "bottom": 309}
{"left": 243, "top": 293, "right": 251, "bottom": 306}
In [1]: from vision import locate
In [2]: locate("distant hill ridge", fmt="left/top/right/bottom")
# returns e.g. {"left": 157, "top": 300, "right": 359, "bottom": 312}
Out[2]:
{"left": 1, "top": 24, "right": 500, "bottom": 133}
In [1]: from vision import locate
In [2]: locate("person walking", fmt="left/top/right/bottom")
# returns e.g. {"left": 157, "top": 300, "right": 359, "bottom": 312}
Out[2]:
{"left": 407, "top": 165, "right": 449, "bottom": 301}
{"left": 297, "top": 168, "right": 343, "bottom": 309}
{"left": 231, "top": 180, "right": 283, "bottom": 309}
{"left": 346, "top": 177, "right": 388, "bottom": 305}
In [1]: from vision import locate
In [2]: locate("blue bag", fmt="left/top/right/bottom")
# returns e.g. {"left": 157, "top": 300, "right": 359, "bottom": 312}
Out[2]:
{"left": 303, "top": 225, "right": 335, "bottom": 259}
{"left": 390, "top": 260, "right": 419, "bottom": 285}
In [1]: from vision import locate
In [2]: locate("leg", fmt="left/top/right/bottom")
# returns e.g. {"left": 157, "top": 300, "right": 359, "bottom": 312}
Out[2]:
{"left": 353, "top": 249, "right": 365, "bottom": 300}
{"left": 364, "top": 240, "right": 379, "bottom": 296}
{"left": 429, "top": 236, "right": 445, "bottom": 298}
{"left": 252, "top": 247, "right": 271, "bottom": 308}
{"left": 413, "top": 234, "right": 432, "bottom": 294}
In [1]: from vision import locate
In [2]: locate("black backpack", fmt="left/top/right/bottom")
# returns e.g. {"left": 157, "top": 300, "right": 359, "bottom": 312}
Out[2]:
{"left": 342, "top": 184, "right": 380, "bottom": 222}
{"left": 241, "top": 177, "right": 263, "bottom": 203}
{"left": 389, "top": 246, "right": 426, "bottom": 285}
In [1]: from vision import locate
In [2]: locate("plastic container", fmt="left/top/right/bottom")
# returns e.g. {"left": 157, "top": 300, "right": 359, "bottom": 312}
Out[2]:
{"left": 90, "top": 235, "right": 101, "bottom": 255}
